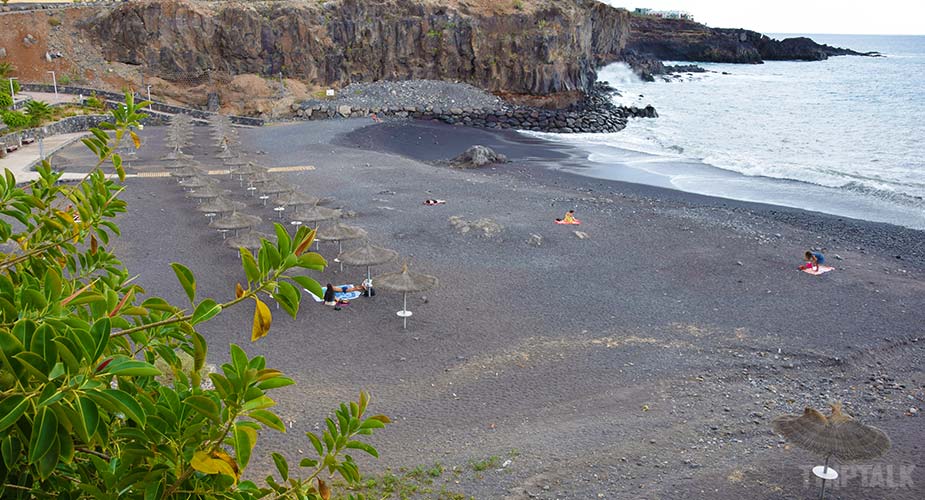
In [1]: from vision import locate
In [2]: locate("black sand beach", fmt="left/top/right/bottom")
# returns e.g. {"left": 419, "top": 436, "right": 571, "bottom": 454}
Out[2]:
{"left": 54, "top": 118, "right": 924, "bottom": 499}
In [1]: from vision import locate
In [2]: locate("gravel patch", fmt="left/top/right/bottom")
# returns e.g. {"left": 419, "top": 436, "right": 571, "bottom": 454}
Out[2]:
{"left": 305, "top": 79, "right": 505, "bottom": 112}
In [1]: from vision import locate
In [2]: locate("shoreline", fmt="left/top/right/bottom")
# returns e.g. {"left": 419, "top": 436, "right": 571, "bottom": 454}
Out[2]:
{"left": 339, "top": 118, "right": 925, "bottom": 269}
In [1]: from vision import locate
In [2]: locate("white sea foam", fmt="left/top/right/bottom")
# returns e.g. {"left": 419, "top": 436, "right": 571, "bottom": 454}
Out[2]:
{"left": 537, "top": 35, "right": 925, "bottom": 229}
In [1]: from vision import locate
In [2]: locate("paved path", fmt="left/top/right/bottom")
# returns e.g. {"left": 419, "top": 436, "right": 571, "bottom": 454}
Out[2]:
{"left": 0, "top": 132, "right": 89, "bottom": 184}
{"left": 20, "top": 92, "right": 80, "bottom": 106}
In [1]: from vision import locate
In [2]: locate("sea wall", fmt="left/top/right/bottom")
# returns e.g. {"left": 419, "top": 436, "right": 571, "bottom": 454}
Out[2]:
{"left": 296, "top": 83, "right": 656, "bottom": 134}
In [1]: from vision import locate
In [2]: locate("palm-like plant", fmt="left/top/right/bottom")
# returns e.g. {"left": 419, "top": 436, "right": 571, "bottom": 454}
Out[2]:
{"left": 25, "top": 99, "right": 54, "bottom": 126}
{"left": 0, "top": 62, "right": 14, "bottom": 79}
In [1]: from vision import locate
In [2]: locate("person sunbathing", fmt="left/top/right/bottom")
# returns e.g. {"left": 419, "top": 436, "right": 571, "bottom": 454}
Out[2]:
{"left": 555, "top": 210, "right": 580, "bottom": 224}
{"left": 424, "top": 199, "right": 446, "bottom": 205}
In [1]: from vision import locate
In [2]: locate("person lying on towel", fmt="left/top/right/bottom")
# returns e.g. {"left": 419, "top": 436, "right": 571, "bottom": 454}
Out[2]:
{"left": 555, "top": 210, "right": 581, "bottom": 225}
{"left": 323, "top": 283, "right": 367, "bottom": 307}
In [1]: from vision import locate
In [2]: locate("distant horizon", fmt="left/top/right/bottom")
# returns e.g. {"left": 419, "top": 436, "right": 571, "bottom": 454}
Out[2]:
{"left": 602, "top": 1, "right": 925, "bottom": 36}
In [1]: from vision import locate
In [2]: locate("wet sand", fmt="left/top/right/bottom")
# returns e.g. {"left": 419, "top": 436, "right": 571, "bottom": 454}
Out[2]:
{"left": 55, "top": 117, "right": 925, "bottom": 499}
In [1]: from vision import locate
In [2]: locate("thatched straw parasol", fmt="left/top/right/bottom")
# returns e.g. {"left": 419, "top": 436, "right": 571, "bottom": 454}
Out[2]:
{"left": 163, "top": 159, "right": 201, "bottom": 170}
{"left": 772, "top": 403, "right": 890, "bottom": 499}
{"left": 169, "top": 167, "right": 204, "bottom": 180}
{"left": 291, "top": 205, "right": 341, "bottom": 224}
{"left": 209, "top": 211, "right": 262, "bottom": 238}
{"left": 195, "top": 196, "right": 246, "bottom": 220}
{"left": 374, "top": 262, "right": 438, "bottom": 329}
{"left": 259, "top": 181, "right": 294, "bottom": 196}
{"left": 316, "top": 223, "right": 368, "bottom": 270}
{"left": 179, "top": 176, "right": 219, "bottom": 190}
{"left": 274, "top": 191, "right": 321, "bottom": 208}
{"left": 337, "top": 239, "right": 398, "bottom": 287}
{"left": 186, "top": 185, "right": 226, "bottom": 200}
{"left": 225, "top": 231, "right": 270, "bottom": 251}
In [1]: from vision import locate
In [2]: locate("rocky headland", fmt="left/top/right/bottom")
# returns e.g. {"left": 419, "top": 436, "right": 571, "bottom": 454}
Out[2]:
{"left": 1, "top": 0, "right": 868, "bottom": 124}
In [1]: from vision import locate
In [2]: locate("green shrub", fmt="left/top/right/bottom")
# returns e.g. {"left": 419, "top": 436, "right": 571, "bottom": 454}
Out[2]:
{"left": 25, "top": 100, "right": 54, "bottom": 126}
{"left": 0, "top": 93, "right": 12, "bottom": 110}
{"left": 84, "top": 93, "right": 105, "bottom": 111}
{"left": 1, "top": 110, "right": 30, "bottom": 129}
{"left": 48, "top": 17, "right": 62, "bottom": 27}
{"left": 0, "top": 93, "right": 390, "bottom": 499}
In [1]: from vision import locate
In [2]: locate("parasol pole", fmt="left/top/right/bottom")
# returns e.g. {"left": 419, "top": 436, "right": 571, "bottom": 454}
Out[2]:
{"left": 402, "top": 292, "right": 408, "bottom": 329}
{"left": 820, "top": 454, "right": 831, "bottom": 500}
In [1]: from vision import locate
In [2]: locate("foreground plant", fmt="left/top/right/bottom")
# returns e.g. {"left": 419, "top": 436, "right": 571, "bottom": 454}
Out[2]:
{"left": 0, "top": 93, "right": 388, "bottom": 498}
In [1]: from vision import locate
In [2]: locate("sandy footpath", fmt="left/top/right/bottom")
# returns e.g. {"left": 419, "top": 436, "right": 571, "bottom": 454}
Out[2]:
{"left": 50, "top": 117, "right": 924, "bottom": 499}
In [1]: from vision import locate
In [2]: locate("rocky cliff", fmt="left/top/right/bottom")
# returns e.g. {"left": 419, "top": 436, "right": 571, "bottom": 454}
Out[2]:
{"left": 625, "top": 15, "right": 868, "bottom": 66}
{"left": 84, "top": 0, "right": 631, "bottom": 98}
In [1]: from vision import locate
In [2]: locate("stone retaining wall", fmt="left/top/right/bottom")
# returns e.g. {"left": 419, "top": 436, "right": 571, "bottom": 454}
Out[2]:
{"left": 1, "top": 112, "right": 170, "bottom": 151}
{"left": 20, "top": 84, "right": 264, "bottom": 127}
{"left": 296, "top": 85, "right": 656, "bottom": 134}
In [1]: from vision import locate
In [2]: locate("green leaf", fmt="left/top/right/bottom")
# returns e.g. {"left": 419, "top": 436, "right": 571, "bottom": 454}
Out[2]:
{"left": 192, "top": 330, "right": 207, "bottom": 372}
{"left": 345, "top": 440, "right": 379, "bottom": 458}
{"left": 242, "top": 395, "right": 274, "bottom": 412}
{"left": 22, "top": 288, "right": 48, "bottom": 310}
{"left": 170, "top": 263, "right": 196, "bottom": 304}
{"left": 240, "top": 247, "right": 259, "bottom": 283}
{"left": 291, "top": 275, "right": 324, "bottom": 299}
{"left": 230, "top": 344, "right": 248, "bottom": 376}
{"left": 297, "top": 252, "right": 327, "bottom": 271}
{"left": 87, "top": 317, "right": 111, "bottom": 362}
{"left": 0, "top": 395, "right": 29, "bottom": 432}
{"left": 272, "top": 452, "right": 289, "bottom": 481}
{"left": 28, "top": 406, "right": 58, "bottom": 463}
{"left": 306, "top": 432, "right": 324, "bottom": 456}
{"left": 184, "top": 395, "right": 220, "bottom": 423}
{"left": 30, "top": 324, "right": 58, "bottom": 367}
{"left": 102, "top": 357, "right": 161, "bottom": 377}
{"left": 2, "top": 435, "right": 22, "bottom": 468}
{"left": 102, "top": 389, "right": 146, "bottom": 427}
{"left": 274, "top": 223, "right": 291, "bottom": 257}
{"left": 14, "top": 351, "right": 49, "bottom": 379}
{"left": 249, "top": 409, "right": 286, "bottom": 432}
{"left": 299, "top": 458, "right": 318, "bottom": 468}
{"left": 256, "top": 375, "right": 295, "bottom": 390}
{"left": 191, "top": 299, "right": 222, "bottom": 325}
{"left": 359, "top": 418, "right": 386, "bottom": 430}
{"left": 233, "top": 424, "right": 256, "bottom": 469}
{"left": 75, "top": 396, "right": 99, "bottom": 442}
{"left": 35, "top": 432, "right": 59, "bottom": 480}
{"left": 274, "top": 281, "right": 300, "bottom": 319}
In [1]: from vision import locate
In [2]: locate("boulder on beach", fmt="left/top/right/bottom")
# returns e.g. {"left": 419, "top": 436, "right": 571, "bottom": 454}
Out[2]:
{"left": 449, "top": 145, "right": 507, "bottom": 169}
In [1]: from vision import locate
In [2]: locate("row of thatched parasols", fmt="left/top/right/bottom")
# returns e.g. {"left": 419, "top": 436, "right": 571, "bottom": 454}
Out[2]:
{"left": 161, "top": 119, "right": 438, "bottom": 328}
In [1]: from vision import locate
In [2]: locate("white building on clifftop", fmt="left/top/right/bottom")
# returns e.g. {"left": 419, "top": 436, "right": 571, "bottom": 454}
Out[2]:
{"left": 633, "top": 8, "right": 694, "bottom": 21}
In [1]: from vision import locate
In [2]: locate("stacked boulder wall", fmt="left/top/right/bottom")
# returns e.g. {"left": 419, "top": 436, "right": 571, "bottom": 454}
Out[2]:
{"left": 625, "top": 15, "right": 865, "bottom": 64}
{"left": 86, "top": 0, "right": 631, "bottom": 97}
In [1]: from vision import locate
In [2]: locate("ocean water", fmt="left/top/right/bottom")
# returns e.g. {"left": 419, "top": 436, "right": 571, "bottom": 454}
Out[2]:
{"left": 528, "top": 35, "right": 925, "bottom": 229}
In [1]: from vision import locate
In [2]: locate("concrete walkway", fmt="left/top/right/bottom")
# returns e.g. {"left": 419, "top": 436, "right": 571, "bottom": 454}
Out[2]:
{"left": 20, "top": 92, "right": 80, "bottom": 106}
{"left": 0, "top": 132, "right": 89, "bottom": 184}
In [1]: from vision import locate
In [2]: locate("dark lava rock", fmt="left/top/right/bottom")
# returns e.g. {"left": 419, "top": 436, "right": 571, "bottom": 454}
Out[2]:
{"left": 449, "top": 145, "right": 508, "bottom": 168}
